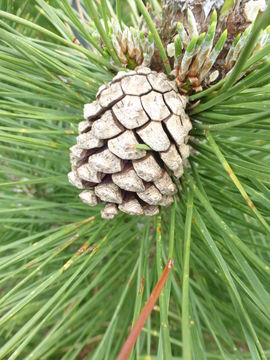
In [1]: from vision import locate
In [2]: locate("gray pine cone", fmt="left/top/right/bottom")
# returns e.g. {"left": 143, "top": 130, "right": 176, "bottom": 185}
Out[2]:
{"left": 68, "top": 67, "right": 192, "bottom": 219}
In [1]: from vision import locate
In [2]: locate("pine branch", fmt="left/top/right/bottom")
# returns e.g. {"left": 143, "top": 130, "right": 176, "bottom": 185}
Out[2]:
{"left": 0, "top": 1, "right": 269, "bottom": 359}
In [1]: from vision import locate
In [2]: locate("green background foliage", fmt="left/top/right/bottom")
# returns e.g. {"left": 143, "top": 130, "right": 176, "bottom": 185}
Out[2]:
{"left": 0, "top": 1, "right": 270, "bottom": 359}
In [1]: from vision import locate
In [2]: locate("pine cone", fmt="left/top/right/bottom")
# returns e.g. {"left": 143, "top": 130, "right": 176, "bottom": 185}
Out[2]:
{"left": 68, "top": 67, "right": 192, "bottom": 219}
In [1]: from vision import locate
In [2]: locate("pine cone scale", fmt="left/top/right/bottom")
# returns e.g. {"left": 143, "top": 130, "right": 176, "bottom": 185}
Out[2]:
{"left": 136, "top": 121, "right": 170, "bottom": 152}
{"left": 121, "top": 74, "right": 152, "bottom": 95}
{"left": 91, "top": 111, "right": 124, "bottom": 139}
{"left": 88, "top": 148, "right": 123, "bottom": 174}
{"left": 141, "top": 91, "right": 170, "bottom": 121}
{"left": 112, "top": 96, "right": 149, "bottom": 129}
{"left": 98, "top": 82, "right": 124, "bottom": 108}
{"left": 133, "top": 154, "right": 163, "bottom": 182}
{"left": 108, "top": 130, "right": 147, "bottom": 160}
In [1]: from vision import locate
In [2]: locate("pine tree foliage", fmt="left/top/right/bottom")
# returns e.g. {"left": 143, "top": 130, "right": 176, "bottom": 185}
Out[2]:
{"left": 0, "top": 1, "right": 270, "bottom": 359}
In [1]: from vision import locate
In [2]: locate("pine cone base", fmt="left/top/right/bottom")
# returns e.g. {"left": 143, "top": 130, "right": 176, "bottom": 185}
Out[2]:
{"left": 69, "top": 67, "right": 192, "bottom": 219}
